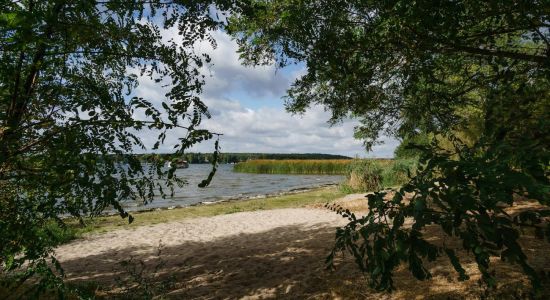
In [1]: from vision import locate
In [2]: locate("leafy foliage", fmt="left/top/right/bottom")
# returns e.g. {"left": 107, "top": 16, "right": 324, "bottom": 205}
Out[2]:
{"left": 343, "top": 159, "right": 417, "bottom": 192}
{"left": 0, "top": 0, "right": 236, "bottom": 295}
{"left": 230, "top": 0, "right": 550, "bottom": 292}
{"left": 328, "top": 132, "right": 549, "bottom": 291}
{"left": 393, "top": 133, "right": 431, "bottom": 159}
{"left": 230, "top": 0, "right": 548, "bottom": 146}
{"left": 344, "top": 160, "right": 384, "bottom": 192}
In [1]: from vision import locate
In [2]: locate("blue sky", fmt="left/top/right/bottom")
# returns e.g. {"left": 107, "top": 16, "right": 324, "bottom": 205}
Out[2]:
{"left": 134, "top": 30, "right": 398, "bottom": 157}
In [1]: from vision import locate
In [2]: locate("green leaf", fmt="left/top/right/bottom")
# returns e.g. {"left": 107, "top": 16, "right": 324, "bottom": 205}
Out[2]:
{"left": 445, "top": 249, "right": 469, "bottom": 281}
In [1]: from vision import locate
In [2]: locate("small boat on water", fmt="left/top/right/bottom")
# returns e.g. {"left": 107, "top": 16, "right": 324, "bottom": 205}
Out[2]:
{"left": 170, "top": 159, "right": 189, "bottom": 169}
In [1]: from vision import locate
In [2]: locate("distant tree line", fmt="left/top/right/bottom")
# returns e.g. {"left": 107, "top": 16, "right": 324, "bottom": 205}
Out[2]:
{"left": 137, "top": 153, "right": 351, "bottom": 164}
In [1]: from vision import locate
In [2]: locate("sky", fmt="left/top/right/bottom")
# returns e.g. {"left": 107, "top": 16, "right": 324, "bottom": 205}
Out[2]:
{"left": 134, "top": 30, "right": 398, "bottom": 158}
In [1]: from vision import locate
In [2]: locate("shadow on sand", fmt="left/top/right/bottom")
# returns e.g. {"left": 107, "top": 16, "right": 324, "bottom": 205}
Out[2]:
{"left": 61, "top": 223, "right": 366, "bottom": 299}
{"left": 59, "top": 221, "right": 549, "bottom": 299}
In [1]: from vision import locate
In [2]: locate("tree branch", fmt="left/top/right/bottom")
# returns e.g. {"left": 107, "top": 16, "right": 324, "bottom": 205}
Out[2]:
{"left": 445, "top": 44, "right": 548, "bottom": 64}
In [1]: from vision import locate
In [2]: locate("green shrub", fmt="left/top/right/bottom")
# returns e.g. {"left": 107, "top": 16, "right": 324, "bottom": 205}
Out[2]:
{"left": 344, "top": 159, "right": 418, "bottom": 193}
{"left": 381, "top": 158, "right": 418, "bottom": 187}
{"left": 345, "top": 160, "right": 383, "bottom": 192}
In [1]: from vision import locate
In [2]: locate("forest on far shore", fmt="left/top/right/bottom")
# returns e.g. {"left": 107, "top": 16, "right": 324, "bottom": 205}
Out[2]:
{"left": 136, "top": 152, "right": 352, "bottom": 164}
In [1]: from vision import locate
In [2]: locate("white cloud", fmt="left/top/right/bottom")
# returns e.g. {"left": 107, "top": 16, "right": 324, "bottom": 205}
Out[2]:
{"left": 130, "top": 30, "right": 398, "bottom": 158}
{"left": 192, "top": 30, "right": 292, "bottom": 100}
{"left": 154, "top": 98, "right": 395, "bottom": 157}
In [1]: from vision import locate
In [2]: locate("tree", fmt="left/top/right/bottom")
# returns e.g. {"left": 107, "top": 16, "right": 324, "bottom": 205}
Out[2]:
{"left": 229, "top": 0, "right": 549, "bottom": 292}
{"left": 0, "top": 0, "right": 234, "bottom": 295}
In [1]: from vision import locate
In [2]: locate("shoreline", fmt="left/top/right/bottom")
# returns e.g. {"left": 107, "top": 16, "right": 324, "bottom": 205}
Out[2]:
{"left": 65, "top": 185, "right": 347, "bottom": 236}
{"left": 110, "top": 182, "right": 340, "bottom": 216}
{"left": 53, "top": 193, "right": 546, "bottom": 299}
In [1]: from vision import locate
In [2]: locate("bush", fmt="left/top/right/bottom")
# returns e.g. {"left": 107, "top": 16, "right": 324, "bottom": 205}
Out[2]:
{"left": 343, "top": 159, "right": 418, "bottom": 193}
{"left": 381, "top": 158, "right": 418, "bottom": 187}
{"left": 345, "top": 160, "right": 383, "bottom": 192}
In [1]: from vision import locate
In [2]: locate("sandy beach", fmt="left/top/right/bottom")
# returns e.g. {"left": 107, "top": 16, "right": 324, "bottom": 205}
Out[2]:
{"left": 55, "top": 207, "right": 361, "bottom": 299}
{"left": 53, "top": 195, "right": 548, "bottom": 299}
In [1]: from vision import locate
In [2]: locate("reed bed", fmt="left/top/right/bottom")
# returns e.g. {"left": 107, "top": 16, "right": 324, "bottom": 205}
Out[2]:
{"left": 233, "top": 158, "right": 417, "bottom": 192}
{"left": 233, "top": 159, "right": 353, "bottom": 175}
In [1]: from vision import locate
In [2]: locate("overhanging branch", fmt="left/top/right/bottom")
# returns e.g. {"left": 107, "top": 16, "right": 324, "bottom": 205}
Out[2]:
{"left": 446, "top": 44, "right": 548, "bottom": 64}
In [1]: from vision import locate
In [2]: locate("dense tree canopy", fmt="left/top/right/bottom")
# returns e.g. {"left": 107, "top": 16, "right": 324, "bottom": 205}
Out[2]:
{"left": 231, "top": 0, "right": 548, "bottom": 145}
{"left": 230, "top": 0, "right": 549, "bottom": 292}
{"left": 1, "top": 0, "right": 549, "bottom": 296}
{"left": 0, "top": 0, "right": 235, "bottom": 294}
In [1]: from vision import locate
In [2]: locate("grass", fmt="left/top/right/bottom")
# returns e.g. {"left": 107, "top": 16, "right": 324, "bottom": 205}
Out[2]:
{"left": 233, "top": 159, "right": 353, "bottom": 174}
{"left": 64, "top": 186, "right": 346, "bottom": 237}
{"left": 341, "top": 158, "right": 418, "bottom": 192}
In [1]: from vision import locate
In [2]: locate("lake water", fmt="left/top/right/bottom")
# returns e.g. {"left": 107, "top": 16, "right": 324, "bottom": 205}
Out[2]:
{"left": 122, "top": 164, "right": 345, "bottom": 211}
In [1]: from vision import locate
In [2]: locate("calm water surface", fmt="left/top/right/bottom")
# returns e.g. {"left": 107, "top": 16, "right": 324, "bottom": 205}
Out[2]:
{"left": 122, "top": 164, "right": 344, "bottom": 211}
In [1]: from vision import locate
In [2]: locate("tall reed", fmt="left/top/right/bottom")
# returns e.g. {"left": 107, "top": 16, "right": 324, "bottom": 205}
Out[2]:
{"left": 233, "top": 159, "right": 352, "bottom": 175}
{"left": 233, "top": 158, "right": 418, "bottom": 192}
{"left": 343, "top": 158, "right": 418, "bottom": 192}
